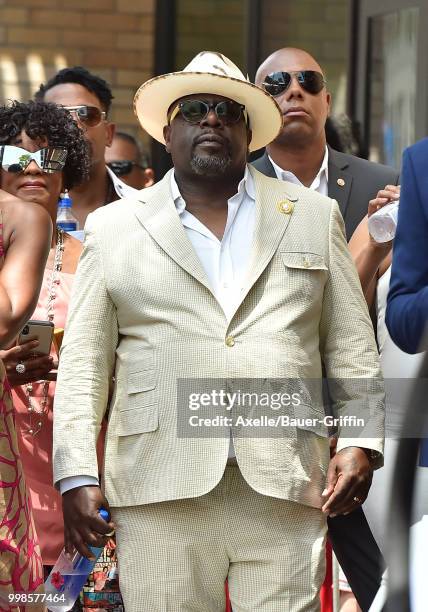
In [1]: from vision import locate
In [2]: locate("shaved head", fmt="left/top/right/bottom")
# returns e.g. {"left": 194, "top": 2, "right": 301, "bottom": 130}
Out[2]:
{"left": 255, "top": 47, "right": 330, "bottom": 150}
{"left": 255, "top": 48, "right": 324, "bottom": 86}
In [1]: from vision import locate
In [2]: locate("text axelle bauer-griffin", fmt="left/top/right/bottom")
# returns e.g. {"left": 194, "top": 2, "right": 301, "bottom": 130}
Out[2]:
{"left": 188, "top": 415, "right": 366, "bottom": 428}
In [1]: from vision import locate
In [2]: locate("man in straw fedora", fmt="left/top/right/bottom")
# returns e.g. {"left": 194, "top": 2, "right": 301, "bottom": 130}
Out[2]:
{"left": 53, "top": 51, "right": 384, "bottom": 611}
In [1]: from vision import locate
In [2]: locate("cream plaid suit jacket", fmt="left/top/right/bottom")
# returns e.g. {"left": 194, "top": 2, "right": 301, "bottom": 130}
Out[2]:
{"left": 53, "top": 166, "right": 384, "bottom": 509}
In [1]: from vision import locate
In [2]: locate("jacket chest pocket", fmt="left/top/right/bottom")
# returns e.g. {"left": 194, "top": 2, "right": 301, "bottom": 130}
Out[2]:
{"left": 281, "top": 252, "right": 328, "bottom": 302}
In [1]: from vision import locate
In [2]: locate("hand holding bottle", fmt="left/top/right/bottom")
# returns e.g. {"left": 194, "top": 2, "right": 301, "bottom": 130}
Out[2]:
{"left": 62, "top": 485, "right": 114, "bottom": 559}
{"left": 367, "top": 184, "right": 400, "bottom": 244}
{"left": 45, "top": 502, "right": 113, "bottom": 611}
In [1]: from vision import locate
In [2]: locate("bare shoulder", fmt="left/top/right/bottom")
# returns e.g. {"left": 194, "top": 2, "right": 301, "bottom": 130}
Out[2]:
{"left": 0, "top": 189, "right": 50, "bottom": 223}
{"left": 0, "top": 189, "right": 51, "bottom": 250}
{"left": 0, "top": 188, "right": 27, "bottom": 216}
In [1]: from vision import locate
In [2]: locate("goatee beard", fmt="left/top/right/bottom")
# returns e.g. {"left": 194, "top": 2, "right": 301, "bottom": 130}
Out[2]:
{"left": 190, "top": 153, "right": 232, "bottom": 176}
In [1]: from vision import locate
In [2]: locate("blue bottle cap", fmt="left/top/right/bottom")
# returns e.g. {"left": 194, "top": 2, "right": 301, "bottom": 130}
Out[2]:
{"left": 99, "top": 508, "right": 110, "bottom": 521}
{"left": 59, "top": 191, "right": 72, "bottom": 207}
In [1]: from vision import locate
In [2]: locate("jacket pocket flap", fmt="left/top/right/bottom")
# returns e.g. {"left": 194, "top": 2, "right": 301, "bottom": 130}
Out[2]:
{"left": 118, "top": 405, "right": 158, "bottom": 436}
{"left": 281, "top": 252, "right": 327, "bottom": 270}
{"left": 128, "top": 369, "right": 157, "bottom": 393}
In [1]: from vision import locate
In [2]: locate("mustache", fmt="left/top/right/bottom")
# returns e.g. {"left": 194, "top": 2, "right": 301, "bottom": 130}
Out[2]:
{"left": 193, "top": 131, "right": 227, "bottom": 145}
{"left": 191, "top": 132, "right": 232, "bottom": 157}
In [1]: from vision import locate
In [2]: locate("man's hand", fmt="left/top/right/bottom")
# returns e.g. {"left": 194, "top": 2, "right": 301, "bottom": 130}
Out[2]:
{"left": 321, "top": 447, "right": 373, "bottom": 517}
{"left": 0, "top": 340, "right": 56, "bottom": 386}
{"left": 62, "top": 486, "right": 114, "bottom": 559}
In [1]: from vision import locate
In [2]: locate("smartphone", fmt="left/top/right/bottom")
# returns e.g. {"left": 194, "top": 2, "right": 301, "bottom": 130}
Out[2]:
{"left": 18, "top": 320, "right": 54, "bottom": 355}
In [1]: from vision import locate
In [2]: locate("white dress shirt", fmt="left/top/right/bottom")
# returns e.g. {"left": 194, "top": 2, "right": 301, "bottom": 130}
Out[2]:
{"left": 171, "top": 165, "right": 256, "bottom": 321}
{"left": 60, "top": 166, "right": 256, "bottom": 494}
{"left": 268, "top": 145, "right": 329, "bottom": 196}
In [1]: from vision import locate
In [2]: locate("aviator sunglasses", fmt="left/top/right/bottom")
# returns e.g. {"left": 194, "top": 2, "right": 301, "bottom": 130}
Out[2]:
{"left": 64, "top": 105, "right": 106, "bottom": 127}
{"left": 107, "top": 160, "right": 147, "bottom": 176}
{"left": 168, "top": 99, "right": 247, "bottom": 125}
{"left": 0, "top": 145, "right": 67, "bottom": 174}
{"left": 262, "top": 71, "right": 326, "bottom": 97}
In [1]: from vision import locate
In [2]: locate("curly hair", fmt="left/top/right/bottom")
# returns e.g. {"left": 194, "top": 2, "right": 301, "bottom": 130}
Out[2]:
{"left": 35, "top": 66, "right": 113, "bottom": 113}
{"left": 0, "top": 100, "right": 91, "bottom": 190}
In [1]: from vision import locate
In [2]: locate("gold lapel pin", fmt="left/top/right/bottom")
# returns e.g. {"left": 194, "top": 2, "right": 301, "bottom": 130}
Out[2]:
{"left": 277, "top": 199, "right": 294, "bottom": 215}
{"left": 337, "top": 178, "right": 345, "bottom": 187}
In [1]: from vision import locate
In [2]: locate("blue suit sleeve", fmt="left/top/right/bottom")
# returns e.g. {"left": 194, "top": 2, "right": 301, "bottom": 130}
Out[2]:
{"left": 386, "top": 143, "right": 428, "bottom": 353}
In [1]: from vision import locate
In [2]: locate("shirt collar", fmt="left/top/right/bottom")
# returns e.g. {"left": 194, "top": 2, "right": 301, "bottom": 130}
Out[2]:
{"left": 106, "top": 165, "right": 141, "bottom": 200}
{"left": 171, "top": 164, "right": 255, "bottom": 215}
{"left": 268, "top": 145, "right": 329, "bottom": 189}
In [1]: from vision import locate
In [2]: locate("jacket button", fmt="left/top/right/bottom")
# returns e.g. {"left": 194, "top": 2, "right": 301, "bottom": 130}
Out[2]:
{"left": 225, "top": 336, "right": 235, "bottom": 347}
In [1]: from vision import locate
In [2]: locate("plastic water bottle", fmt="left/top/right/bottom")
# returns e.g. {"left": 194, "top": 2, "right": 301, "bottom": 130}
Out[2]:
{"left": 44, "top": 508, "right": 110, "bottom": 611}
{"left": 368, "top": 200, "right": 399, "bottom": 243}
{"left": 56, "top": 190, "right": 79, "bottom": 232}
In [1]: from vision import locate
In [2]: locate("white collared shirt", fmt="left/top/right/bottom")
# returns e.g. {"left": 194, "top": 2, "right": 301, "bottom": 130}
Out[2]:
{"left": 171, "top": 165, "right": 256, "bottom": 321}
{"left": 60, "top": 165, "right": 256, "bottom": 493}
{"left": 268, "top": 146, "right": 329, "bottom": 196}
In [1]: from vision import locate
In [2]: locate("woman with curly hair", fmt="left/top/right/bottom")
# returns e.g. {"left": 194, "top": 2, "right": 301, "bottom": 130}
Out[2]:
{"left": 0, "top": 161, "right": 52, "bottom": 610}
{"left": 0, "top": 100, "right": 91, "bottom": 584}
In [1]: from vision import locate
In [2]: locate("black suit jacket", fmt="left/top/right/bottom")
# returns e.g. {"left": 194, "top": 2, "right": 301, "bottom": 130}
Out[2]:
{"left": 252, "top": 148, "right": 395, "bottom": 611}
{"left": 252, "top": 148, "right": 399, "bottom": 239}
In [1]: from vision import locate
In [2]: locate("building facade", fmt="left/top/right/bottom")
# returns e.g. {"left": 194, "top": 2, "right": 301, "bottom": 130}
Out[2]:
{"left": 0, "top": 0, "right": 426, "bottom": 177}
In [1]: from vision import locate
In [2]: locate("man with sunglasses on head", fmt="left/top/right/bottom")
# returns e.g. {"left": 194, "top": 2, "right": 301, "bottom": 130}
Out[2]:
{"left": 253, "top": 48, "right": 399, "bottom": 240}
{"left": 52, "top": 51, "right": 384, "bottom": 611}
{"left": 105, "top": 131, "right": 154, "bottom": 190}
{"left": 254, "top": 48, "right": 398, "bottom": 611}
{"left": 35, "top": 66, "right": 138, "bottom": 230}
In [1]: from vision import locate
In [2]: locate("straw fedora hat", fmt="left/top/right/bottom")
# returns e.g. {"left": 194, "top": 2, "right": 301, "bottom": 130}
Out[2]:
{"left": 134, "top": 51, "right": 282, "bottom": 152}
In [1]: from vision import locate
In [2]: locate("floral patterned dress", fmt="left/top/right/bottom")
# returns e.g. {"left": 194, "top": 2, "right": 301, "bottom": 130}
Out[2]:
{"left": 0, "top": 220, "right": 44, "bottom": 610}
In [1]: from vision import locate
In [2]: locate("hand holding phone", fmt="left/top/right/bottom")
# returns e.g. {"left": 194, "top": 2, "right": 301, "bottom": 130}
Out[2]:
{"left": 0, "top": 339, "right": 55, "bottom": 387}
{"left": 18, "top": 320, "right": 54, "bottom": 356}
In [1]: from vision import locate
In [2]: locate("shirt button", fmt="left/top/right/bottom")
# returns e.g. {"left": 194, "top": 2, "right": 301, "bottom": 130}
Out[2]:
{"left": 303, "top": 259, "right": 310, "bottom": 268}
{"left": 225, "top": 336, "right": 235, "bottom": 347}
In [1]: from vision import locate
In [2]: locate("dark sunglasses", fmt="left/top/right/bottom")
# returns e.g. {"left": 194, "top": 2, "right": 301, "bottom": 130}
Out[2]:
{"left": 0, "top": 145, "right": 67, "bottom": 174}
{"left": 107, "top": 160, "right": 146, "bottom": 176}
{"left": 64, "top": 105, "right": 106, "bottom": 127}
{"left": 168, "top": 99, "right": 247, "bottom": 125}
{"left": 262, "top": 71, "right": 326, "bottom": 97}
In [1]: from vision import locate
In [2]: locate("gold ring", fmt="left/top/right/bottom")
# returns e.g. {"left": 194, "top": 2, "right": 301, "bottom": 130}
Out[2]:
{"left": 353, "top": 496, "right": 362, "bottom": 504}
{"left": 105, "top": 529, "right": 115, "bottom": 537}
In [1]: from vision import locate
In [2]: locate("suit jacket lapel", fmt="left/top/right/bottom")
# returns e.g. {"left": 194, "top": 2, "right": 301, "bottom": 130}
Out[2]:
{"left": 134, "top": 167, "right": 297, "bottom": 318}
{"left": 133, "top": 170, "right": 213, "bottom": 293}
{"left": 238, "top": 167, "right": 295, "bottom": 306}
{"left": 328, "top": 147, "right": 353, "bottom": 219}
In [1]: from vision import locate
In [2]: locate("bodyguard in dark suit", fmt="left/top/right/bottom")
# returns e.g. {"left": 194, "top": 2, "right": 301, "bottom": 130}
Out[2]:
{"left": 253, "top": 47, "right": 399, "bottom": 611}
{"left": 254, "top": 147, "right": 398, "bottom": 239}
{"left": 253, "top": 48, "right": 399, "bottom": 241}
